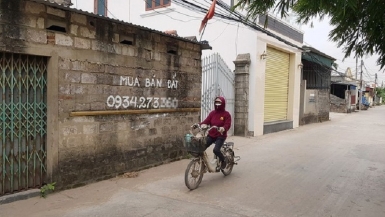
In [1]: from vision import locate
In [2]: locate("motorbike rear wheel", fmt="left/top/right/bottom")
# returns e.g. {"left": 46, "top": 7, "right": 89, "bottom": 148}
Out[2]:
{"left": 221, "top": 150, "right": 234, "bottom": 176}
{"left": 185, "top": 159, "right": 205, "bottom": 190}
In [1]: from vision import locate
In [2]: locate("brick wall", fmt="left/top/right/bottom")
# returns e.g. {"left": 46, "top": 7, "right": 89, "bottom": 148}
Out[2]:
{"left": 0, "top": 0, "right": 202, "bottom": 189}
{"left": 301, "top": 89, "right": 330, "bottom": 125}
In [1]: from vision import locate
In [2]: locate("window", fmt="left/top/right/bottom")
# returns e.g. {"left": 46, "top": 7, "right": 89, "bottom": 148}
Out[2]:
{"left": 94, "top": 0, "right": 108, "bottom": 16}
{"left": 145, "top": 0, "right": 171, "bottom": 11}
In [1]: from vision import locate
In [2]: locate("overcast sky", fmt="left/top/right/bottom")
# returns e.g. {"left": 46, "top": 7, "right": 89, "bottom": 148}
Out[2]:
{"left": 299, "top": 17, "right": 384, "bottom": 86}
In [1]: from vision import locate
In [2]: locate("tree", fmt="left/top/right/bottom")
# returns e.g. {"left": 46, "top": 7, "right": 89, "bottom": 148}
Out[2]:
{"left": 376, "top": 87, "right": 385, "bottom": 103}
{"left": 234, "top": 0, "right": 385, "bottom": 69}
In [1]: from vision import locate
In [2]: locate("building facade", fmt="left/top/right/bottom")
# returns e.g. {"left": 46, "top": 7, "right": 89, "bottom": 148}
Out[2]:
{"left": 300, "top": 46, "right": 335, "bottom": 124}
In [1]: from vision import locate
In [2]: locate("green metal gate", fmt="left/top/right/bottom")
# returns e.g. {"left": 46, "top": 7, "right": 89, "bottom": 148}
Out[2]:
{"left": 0, "top": 52, "right": 47, "bottom": 196}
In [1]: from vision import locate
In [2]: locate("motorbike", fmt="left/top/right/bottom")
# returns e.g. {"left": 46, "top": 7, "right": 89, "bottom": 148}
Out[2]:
{"left": 183, "top": 125, "right": 241, "bottom": 190}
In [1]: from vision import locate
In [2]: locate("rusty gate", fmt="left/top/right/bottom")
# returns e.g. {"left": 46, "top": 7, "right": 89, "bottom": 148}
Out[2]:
{"left": 0, "top": 52, "right": 47, "bottom": 196}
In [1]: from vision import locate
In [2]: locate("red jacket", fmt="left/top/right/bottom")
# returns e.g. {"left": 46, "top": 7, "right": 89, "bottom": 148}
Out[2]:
{"left": 200, "top": 96, "right": 231, "bottom": 138}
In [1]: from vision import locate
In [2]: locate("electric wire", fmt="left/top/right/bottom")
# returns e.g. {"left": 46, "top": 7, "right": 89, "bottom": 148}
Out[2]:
{"left": 210, "top": 23, "right": 230, "bottom": 42}
{"left": 173, "top": 0, "right": 304, "bottom": 50}
{"left": 107, "top": 1, "right": 379, "bottom": 85}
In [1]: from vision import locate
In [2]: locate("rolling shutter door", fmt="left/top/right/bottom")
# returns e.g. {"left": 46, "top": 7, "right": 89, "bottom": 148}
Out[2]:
{"left": 264, "top": 47, "right": 290, "bottom": 122}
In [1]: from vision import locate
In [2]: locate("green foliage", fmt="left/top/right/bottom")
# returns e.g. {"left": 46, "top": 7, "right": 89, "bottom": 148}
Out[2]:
{"left": 40, "top": 182, "right": 56, "bottom": 198}
{"left": 376, "top": 87, "right": 385, "bottom": 101}
{"left": 234, "top": 0, "right": 385, "bottom": 69}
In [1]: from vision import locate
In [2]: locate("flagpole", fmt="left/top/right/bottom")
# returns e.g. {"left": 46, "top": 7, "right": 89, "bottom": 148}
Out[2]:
{"left": 198, "top": 0, "right": 216, "bottom": 41}
{"left": 199, "top": 23, "right": 208, "bottom": 41}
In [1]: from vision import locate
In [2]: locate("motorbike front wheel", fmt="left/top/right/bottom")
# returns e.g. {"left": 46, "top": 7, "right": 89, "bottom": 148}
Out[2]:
{"left": 221, "top": 150, "right": 234, "bottom": 176}
{"left": 185, "top": 159, "right": 204, "bottom": 190}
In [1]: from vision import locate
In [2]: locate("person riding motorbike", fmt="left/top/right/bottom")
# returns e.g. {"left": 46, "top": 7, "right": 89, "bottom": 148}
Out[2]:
{"left": 193, "top": 96, "right": 232, "bottom": 170}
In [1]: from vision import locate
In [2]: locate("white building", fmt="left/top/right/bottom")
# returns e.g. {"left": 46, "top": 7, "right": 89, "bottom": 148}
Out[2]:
{"left": 73, "top": 0, "right": 304, "bottom": 136}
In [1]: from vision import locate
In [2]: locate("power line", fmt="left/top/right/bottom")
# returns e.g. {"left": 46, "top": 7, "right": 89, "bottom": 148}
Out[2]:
{"left": 140, "top": 0, "right": 247, "bottom": 28}
{"left": 173, "top": 0, "right": 304, "bottom": 50}
{"left": 363, "top": 62, "right": 376, "bottom": 81}
{"left": 210, "top": 23, "right": 230, "bottom": 42}
{"left": 302, "top": 40, "right": 366, "bottom": 83}
{"left": 139, "top": 0, "right": 300, "bottom": 49}
{"left": 302, "top": 52, "right": 359, "bottom": 89}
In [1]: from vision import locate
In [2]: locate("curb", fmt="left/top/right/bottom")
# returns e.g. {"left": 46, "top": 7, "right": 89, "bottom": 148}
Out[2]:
{"left": 0, "top": 189, "right": 40, "bottom": 205}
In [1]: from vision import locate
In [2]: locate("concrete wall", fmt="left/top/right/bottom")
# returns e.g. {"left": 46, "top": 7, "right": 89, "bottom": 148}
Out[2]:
{"left": 0, "top": 0, "right": 202, "bottom": 189}
{"left": 300, "top": 89, "right": 330, "bottom": 125}
{"left": 72, "top": 0, "right": 259, "bottom": 80}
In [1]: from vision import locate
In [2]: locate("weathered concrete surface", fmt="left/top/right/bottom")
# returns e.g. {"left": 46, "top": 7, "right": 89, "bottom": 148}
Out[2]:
{"left": 1, "top": 107, "right": 385, "bottom": 217}
{"left": 1, "top": 0, "right": 203, "bottom": 190}
{"left": 300, "top": 89, "right": 330, "bottom": 125}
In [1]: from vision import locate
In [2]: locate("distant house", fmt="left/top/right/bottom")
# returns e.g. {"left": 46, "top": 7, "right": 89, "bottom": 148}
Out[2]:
{"left": 330, "top": 82, "right": 358, "bottom": 112}
{"left": 365, "top": 85, "right": 375, "bottom": 107}
{"left": 299, "top": 46, "right": 335, "bottom": 125}
{"left": 331, "top": 68, "right": 361, "bottom": 112}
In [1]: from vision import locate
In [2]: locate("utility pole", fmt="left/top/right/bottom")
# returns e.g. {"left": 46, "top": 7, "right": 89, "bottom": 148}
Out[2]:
{"left": 355, "top": 57, "right": 358, "bottom": 109}
{"left": 359, "top": 60, "right": 363, "bottom": 110}
{"left": 374, "top": 73, "right": 377, "bottom": 106}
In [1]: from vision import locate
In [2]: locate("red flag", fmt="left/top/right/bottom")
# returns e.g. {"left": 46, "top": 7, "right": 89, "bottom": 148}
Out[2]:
{"left": 199, "top": 0, "right": 217, "bottom": 34}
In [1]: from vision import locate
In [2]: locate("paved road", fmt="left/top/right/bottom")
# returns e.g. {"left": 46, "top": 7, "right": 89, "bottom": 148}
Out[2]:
{"left": 1, "top": 108, "right": 385, "bottom": 217}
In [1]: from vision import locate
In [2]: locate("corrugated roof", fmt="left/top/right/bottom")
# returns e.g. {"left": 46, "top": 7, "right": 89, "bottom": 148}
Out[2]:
{"left": 331, "top": 81, "right": 357, "bottom": 86}
{"left": 303, "top": 46, "right": 336, "bottom": 61}
{"left": 29, "top": 0, "right": 202, "bottom": 45}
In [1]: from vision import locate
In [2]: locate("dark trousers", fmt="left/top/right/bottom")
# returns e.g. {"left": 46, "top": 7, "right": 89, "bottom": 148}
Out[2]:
{"left": 206, "top": 136, "right": 225, "bottom": 162}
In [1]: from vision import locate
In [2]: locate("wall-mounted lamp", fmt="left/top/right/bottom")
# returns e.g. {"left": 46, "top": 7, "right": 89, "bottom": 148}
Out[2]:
{"left": 298, "top": 62, "right": 303, "bottom": 69}
{"left": 260, "top": 51, "right": 267, "bottom": 60}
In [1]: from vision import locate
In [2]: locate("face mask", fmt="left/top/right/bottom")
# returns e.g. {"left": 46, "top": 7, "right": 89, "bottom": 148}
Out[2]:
{"left": 215, "top": 102, "right": 221, "bottom": 106}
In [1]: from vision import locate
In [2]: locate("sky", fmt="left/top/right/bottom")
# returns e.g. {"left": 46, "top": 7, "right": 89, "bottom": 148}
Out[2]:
{"left": 299, "top": 17, "right": 384, "bottom": 87}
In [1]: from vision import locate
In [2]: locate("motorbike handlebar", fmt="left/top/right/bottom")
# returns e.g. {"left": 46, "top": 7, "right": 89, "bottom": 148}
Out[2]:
{"left": 203, "top": 126, "right": 219, "bottom": 131}
{"left": 191, "top": 124, "right": 222, "bottom": 135}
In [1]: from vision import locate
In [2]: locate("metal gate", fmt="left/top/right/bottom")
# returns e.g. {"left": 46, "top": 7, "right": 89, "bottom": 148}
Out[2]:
{"left": 264, "top": 47, "right": 290, "bottom": 122}
{"left": 0, "top": 52, "right": 47, "bottom": 196}
{"left": 201, "top": 53, "right": 235, "bottom": 136}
